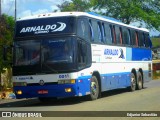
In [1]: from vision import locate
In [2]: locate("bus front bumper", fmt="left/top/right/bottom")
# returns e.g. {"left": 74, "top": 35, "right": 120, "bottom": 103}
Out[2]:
{"left": 14, "top": 84, "right": 78, "bottom": 99}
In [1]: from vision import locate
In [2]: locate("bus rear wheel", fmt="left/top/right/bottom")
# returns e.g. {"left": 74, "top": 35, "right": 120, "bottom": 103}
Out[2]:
{"left": 137, "top": 72, "right": 143, "bottom": 90}
{"left": 130, "top": 72, "right": 136, "bottom": 91}
{"left": 89, "top": 76, "right": 99, "bottom": 100}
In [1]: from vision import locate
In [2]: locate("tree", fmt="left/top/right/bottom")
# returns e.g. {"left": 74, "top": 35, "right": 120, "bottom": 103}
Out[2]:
{"left": 0, "top": 14, "right": 14, "bottom": 71}
{"left": 0, "top": 14, "right": 14, "bottom": 89}
{"left": 57, "top": 0, "right": 160, "bottom": 31}
{"left": 91, "top": 0, "right": 160, "bottom": 31}
{"left": 57, "top": 0, "right": 91, "bottom": 12}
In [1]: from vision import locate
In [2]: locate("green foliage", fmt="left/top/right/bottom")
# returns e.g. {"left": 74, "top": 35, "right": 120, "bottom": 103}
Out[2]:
{"left": 57, "top": 0, "right": 160, "bottom": 31}
{"left": 153, "top": 71, "right": 160, "bottom": 79}
{"left": 151, "top": 37, "right": 160, "bottom": 47}
{"left": 0, "top": 14, "right": 15, "bottom": 73}
{"left": 57, "top": 0, "right": 91, "bottom": 12}
{"left": 91, "top": 0, "right": 160, "bottom": 31}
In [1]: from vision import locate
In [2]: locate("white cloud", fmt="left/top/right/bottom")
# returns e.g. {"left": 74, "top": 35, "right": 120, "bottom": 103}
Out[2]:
{"left": 17, "top": 9, "right": 51, "bottom": 19}
{"left": 33, "top": 9, "right": 49, "bottom": 15}
{"left": 2, "top": 0, "right": 15, "bottom": 16}
{"left": 50, "top": 5, "right": 59, "bottom": 11}
{"left": 17, "top": 10, "right": 32, "bottom": 18}
{"left": 2, "top": 0, "right": 63, "bottom": 18}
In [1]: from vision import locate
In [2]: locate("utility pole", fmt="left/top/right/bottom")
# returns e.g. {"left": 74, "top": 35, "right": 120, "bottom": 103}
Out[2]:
{"left": 0, "top": 0, "right": 1, "bottom": 91}
{"left": 0, "top": 0, "right": 1, "bottom": 16}
{"left": 15, "top": 0, "right": 16, "bottom": 21}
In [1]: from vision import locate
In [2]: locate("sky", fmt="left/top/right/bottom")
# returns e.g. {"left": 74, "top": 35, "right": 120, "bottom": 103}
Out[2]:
{"left": 1, "top": 0, "right": 160, "bottom": 36}
{"left": 1, "top": 0, "right": 64, "bottom": 18}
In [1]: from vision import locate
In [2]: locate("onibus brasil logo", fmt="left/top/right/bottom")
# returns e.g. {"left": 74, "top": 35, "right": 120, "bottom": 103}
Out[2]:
{"left": 20, "top": 22, "right": 66, "bottom": 34}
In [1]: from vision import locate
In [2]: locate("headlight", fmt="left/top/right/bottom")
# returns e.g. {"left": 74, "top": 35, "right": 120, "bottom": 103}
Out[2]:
{"left": 58, "top": 79, "right": 75, "bottom": 84}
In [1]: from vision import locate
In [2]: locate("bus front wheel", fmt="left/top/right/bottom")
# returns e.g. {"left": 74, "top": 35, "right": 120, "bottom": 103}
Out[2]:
{"left": 89, "top": 76, "right": 99, "bottom": 100}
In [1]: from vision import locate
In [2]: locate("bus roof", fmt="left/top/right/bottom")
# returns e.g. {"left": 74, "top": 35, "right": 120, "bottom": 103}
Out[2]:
{"left": 17, "top": 12, "right": 149, "bottom": 32}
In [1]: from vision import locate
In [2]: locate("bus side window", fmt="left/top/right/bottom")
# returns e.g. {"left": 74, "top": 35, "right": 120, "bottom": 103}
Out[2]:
{"left": 115, "top": 26, "right": 122, "bottom": 45}
{"left": 98, "top": 22, "right": 103, "bottom": 43}
{"left": 77, "top": 18, "right": 90, "bottom": 42}
{"left": 144, "top": 33, "right": 149, "bottom": 48}
{"left": 128, "top": 29, "right": 131, "bottom": 45}
{"left": 122, "top": 28, "right": 130, "bottom": 46}
{"left": 105, "top": 24, "right": 113, "bottom": 44}
{"left": 138, "top": 32, "right": 143, "bottom": 47}
{"left": 77, "top": 39, "right": 91, "bottom": 69}
{"left": 89, "top": 20, "right": 94, "bottom": 42}
{"left": 92, "top": 20, "right": 99, "bottom": 43}
{"left": 135, "top": 31, "right": 138, "bottom": 47}
{"left": 112, "top": 25, "right": 116, "bottom": 44}
{"left": 119, "top": 27, "right": 123, "bottom": 45}
{"left": 102, "top": 23, "right": 106, "bottom": 44}
{"left": 143, "top": 33, "right": 147, "bottom": 47}
{"left": 131, "top": 30, "right": 136, "bottom": 46}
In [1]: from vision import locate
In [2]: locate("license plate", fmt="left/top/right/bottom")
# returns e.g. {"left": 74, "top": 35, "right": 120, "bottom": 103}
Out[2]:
{"left": 38, "top": 90, "right": 48, "bottom": 94}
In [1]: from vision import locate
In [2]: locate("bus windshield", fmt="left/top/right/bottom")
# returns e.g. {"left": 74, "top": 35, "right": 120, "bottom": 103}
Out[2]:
{"left": 14, "top": 37, "right": 76, "bottom": 74}
{"left": 15, "top": 40, "right": 41, "bottom": 66}
{"left": 15, "top": 38, "right": 74, "bottom": 66}
{"left": 42, "top": 38, "right": 73, "bottom": 64}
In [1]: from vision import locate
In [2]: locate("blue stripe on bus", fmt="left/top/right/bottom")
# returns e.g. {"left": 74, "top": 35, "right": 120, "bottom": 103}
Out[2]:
{"left": 126, "top": 47, "right": 152, "bottom": 61}
{"left": 132, "top": 48, "right": 152, "bottom": 61}
{"left": 77, "top": 72, "right": 131, "bottom": 94}
{"left": 87, "top": 12, "right": 122, "bottom": 23}
{"left": 77, "top": 70, "right": 151, "bottom": 94}
{"left": 100, "top": 72, "right": 131, "bottom": 91}
{"left": 14, "top": 70, "right": 151, "bottom": 99}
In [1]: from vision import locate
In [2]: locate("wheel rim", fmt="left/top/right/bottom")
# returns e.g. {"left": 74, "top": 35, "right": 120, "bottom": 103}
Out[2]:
{"left": 131, "top": 74, "right": 136, "bottom": 89}
{"left": 91, "top": 81, "right": 97, "bottom": 96}
{"left": 138, "top": 74, "right": 142, "bottom": 89}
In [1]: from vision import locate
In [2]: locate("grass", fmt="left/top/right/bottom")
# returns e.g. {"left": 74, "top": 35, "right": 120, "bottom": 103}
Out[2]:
{"left": 153, "top": 71, "right": 160, "bottom": 80}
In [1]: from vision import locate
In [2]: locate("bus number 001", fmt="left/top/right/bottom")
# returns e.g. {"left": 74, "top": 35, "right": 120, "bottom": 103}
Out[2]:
{"left": 59, "top": 74, "right": 69, "bottom": 79}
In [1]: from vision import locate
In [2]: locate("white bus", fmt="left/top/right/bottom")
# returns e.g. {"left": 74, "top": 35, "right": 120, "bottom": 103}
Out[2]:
{"left": 11, "top": 12, "right": 152, "bottom": 102}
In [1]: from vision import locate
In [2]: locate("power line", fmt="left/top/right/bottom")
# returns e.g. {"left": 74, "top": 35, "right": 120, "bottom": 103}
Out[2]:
{"left": 6, "top": 0, "right": 14, "bottom": 15}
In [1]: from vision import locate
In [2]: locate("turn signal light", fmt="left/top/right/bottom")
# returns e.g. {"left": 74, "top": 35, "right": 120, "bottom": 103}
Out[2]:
{"left": 65, "top": 88, "right": 72, "bottom": 92}
{"left": 17, "top": 90, "right": 22, "bottom": 95}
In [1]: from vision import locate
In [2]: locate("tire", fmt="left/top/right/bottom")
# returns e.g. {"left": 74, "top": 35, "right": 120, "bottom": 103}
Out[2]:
{"left": 89, "top": 76, "right": 99, "bottom": 100}
{"left": 129, "top": 72, "right": 136, "bottom": 91}
{"left": 38, "top": 97, "right": 57, "bottom": 103}
{"left": 136, "top": 72, "right": 143, "bottom": 90}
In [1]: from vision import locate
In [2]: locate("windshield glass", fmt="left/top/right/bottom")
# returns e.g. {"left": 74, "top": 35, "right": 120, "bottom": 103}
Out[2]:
{"left": 13, "top": 37, "right": 77, "bottom": 74}
{"left": 42, "top": 38, "right": 73, "bottom": 64}
{"left": 14, "top": 40, "right": 41, "bottom": 66}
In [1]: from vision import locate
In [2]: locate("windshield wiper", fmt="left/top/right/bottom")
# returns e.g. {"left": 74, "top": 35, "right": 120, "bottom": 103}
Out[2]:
{"left": 47, "top": 60, "right": 69, "bottom": 63}
{"left": 42, "top": 63, "right": 58, "bottom": 73}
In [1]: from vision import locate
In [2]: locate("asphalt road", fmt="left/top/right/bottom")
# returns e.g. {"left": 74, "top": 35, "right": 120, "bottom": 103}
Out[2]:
{"left": 0, "top": 79, "right": 160, "bottom": 120}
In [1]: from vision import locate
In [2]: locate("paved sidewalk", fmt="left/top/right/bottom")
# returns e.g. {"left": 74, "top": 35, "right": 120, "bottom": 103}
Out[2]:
{"left": 0, "top": 98, "right": 25, "bottom": 104}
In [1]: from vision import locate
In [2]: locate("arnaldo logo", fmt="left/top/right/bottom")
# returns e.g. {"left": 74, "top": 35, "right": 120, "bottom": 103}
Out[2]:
{"left": 104, "top": 48, "right": 125, "bottom": 60}
{"left": 119, "top": 48, "right": 125, "bottom": 59}
{"left": 20, "top": 22, "right": 66, "bottom": 34}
